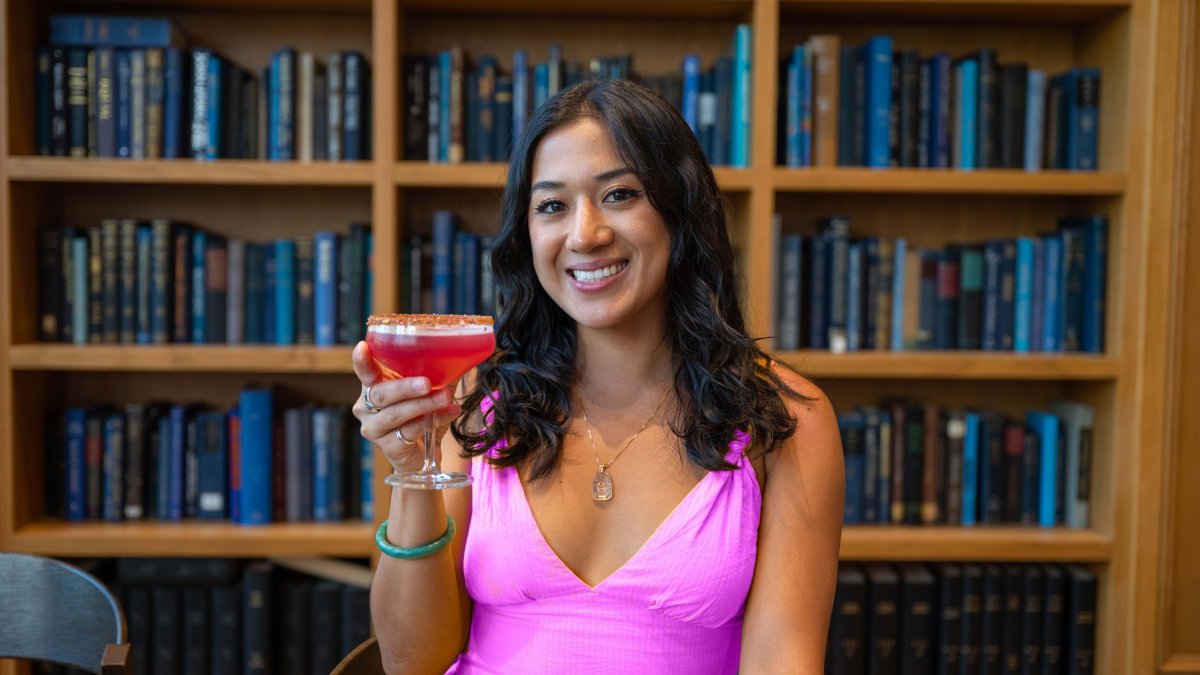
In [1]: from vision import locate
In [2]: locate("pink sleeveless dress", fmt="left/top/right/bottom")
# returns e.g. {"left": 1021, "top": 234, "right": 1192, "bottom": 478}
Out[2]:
{"left": 446, "top": 427, "right": 761, "bottom": 674}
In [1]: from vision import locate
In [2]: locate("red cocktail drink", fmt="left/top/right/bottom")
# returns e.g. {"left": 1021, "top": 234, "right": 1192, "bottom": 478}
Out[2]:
{"left": 366, "top": 314, "right": 495, "bottom": 489}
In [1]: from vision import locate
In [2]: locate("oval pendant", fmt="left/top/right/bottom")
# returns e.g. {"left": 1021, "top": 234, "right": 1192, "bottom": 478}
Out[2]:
{"left": 592, "top": 467, "right": 613, "bottom": 502}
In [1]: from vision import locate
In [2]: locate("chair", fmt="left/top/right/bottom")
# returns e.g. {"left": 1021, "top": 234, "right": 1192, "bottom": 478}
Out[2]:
{"left": 0, "top": 553, "right": 130, "bottom": 674}
{"left": 331, "top": 636, "right": 386, "bottom": 675}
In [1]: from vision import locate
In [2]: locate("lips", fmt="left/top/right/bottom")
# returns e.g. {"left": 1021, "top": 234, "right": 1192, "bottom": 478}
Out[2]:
{"left": 568, "top": 261, "right": 628, "bottom": 282}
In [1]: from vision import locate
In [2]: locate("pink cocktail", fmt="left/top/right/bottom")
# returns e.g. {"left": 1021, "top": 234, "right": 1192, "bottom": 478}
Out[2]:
{"left": 366, "top": 314, "right": 495, "bottom": 489}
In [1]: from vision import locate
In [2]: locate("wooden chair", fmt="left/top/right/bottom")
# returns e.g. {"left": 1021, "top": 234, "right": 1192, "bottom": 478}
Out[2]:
{"left": 331, "top": 636, "right": 386, "bottom": 675}
{"left": 0, "top": 553, "right": 130, "bottom": 674}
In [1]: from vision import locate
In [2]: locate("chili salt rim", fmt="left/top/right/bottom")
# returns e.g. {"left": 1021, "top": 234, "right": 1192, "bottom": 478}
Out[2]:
{"left": 366, "top": 313, "right": 494, "bottom": 328}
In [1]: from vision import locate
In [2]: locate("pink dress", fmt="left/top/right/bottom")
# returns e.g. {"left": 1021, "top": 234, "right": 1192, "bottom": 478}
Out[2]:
{"left": 447, "top": 428, "right": 761, "bottom": 674}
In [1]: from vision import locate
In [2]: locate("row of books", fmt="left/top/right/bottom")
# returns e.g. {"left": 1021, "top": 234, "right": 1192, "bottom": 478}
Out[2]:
{"left": 838, "top": 399, "right": 1094, "bottom": 528}
{"left": 36, "top": 220, "right": 374, "bottom": 346}
{"left": 402, "top": 24, "right": 754, "bottom": 166}
{"left": 35, "top": 557, "right": 371, "bottom": 675}
{"left": 47, "top": 390, "right": 374, "bottom": 525}
{"left": 36, "top": 15, "right": 371, "bottom": 160}
{"left": 774, "top": 214, "right": 1108, "bottom": 353}
{"left": 780, "top": 34, "right": 1100, "bottom": 171}
{"left": 401, "top": 211, "right": 498, "bottom": 316}
{"left": 826, "top": 561, "right": 1096, "bottom": 675}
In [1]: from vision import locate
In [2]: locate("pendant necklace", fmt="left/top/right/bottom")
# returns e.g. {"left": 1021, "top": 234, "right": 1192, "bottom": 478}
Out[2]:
{"left": 579, "top": 388, "right": 672, "bottom": 502}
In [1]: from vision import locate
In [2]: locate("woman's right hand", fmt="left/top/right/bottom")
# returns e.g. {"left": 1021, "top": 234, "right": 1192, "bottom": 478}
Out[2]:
{"left": 351, "top": 341, "right": 463, "bottom": 474}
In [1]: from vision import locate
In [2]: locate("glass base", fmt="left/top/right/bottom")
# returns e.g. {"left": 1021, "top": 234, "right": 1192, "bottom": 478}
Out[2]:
{"left": 385, "top": 470, "right": 473, "bottom": 490}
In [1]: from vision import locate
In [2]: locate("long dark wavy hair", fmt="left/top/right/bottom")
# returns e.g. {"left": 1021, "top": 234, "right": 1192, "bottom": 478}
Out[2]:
{"left": 450, "top": 78, "right": 805, "bottom": 481}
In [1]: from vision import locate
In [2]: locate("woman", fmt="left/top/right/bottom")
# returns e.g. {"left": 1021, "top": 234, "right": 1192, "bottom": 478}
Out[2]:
{"left": 352, "top": 78, "right": 843, "bottom": 673}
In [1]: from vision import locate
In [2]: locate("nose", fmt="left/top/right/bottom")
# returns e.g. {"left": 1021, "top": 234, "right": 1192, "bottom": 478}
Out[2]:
{"left": 567, "top": 199, "right": 613, "bottom": 252}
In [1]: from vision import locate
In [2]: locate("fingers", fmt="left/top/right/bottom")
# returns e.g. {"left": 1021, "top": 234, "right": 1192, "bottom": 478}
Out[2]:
{"left": 352, "top": 341, "right": 384, "bottom": 387}
{"left": 390, "top": 404, "right": 463, "bottom": 448}
{"left": 358, "top": 387, "right": 456, "bottom": 442}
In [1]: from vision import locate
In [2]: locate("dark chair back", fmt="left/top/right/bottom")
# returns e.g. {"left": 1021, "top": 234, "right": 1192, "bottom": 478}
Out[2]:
{"left": 0, "top": 553, "right": 130, "bottom": 674}
{"left": 331, "top": 636, "right": 386, "bottom": 675}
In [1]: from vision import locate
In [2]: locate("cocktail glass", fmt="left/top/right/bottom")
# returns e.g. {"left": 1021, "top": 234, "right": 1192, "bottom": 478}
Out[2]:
{"left": 366, "top": 313, "right": 496, "bottom": 489}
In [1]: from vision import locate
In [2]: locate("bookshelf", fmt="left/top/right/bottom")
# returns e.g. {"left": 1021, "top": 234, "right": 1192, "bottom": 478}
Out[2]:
{"left": 0, "top": 0, "right": 1186, "bottom": 672}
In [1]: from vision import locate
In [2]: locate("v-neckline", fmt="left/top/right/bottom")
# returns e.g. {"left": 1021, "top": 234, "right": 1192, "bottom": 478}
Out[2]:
{"left": 513, "top": 466, "right": 718, "bottom": 592}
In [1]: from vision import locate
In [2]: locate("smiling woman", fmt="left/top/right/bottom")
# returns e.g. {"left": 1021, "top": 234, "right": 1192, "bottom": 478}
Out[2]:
{"left": 354, "top": 78, "right": 845, "bottom": 675}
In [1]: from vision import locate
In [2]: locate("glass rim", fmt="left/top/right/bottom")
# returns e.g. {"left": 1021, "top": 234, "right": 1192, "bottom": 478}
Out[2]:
{"left": 366, "top": 314, "right": 494, "bottom": 336}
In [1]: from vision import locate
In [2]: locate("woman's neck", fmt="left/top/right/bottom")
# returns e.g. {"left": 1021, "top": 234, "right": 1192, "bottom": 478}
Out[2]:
{"left": 574, "top": 324, "right": 673, "bottom": 408}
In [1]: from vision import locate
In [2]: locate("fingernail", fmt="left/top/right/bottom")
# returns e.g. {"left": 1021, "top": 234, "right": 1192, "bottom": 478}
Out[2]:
{"left": 413, "top": 378, "right": 430, "bottom": 395}
{"left": 434, "top": 390, "right": 450, "bottom": 404}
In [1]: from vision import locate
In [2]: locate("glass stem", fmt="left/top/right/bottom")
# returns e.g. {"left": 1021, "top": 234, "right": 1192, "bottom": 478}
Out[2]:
{"left": 421, "top": 410, "right": 437, "bottom": 474}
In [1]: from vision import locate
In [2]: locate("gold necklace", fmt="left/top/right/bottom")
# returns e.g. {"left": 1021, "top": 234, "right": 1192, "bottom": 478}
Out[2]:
{"left": 578, "top": 389, "right": 672, "bottom": 502}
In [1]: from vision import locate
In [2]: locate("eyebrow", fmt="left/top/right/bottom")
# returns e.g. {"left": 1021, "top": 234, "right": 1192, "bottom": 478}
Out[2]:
{"left": 530, "top": 167, "right": 634, "bottom": 193}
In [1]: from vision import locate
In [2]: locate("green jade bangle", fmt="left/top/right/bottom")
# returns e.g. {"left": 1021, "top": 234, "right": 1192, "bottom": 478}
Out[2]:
{"left": 376, "top": 516, "right": 456, "bottom": 559}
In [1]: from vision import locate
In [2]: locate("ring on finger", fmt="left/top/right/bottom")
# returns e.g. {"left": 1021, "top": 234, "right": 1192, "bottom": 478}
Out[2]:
{"left": 363, "top": 386, "right": 380, "bottom": 413}
{"left": 395, "top": 427, "right": 416, "bottom": 445}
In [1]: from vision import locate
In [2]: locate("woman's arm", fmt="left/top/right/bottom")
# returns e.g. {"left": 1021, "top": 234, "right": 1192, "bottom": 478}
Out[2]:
{"left": 740, "top": 370, "right": 845, "bottom": 674}
{"left": 353, "top": 343, "right": 475, "bottom": 674}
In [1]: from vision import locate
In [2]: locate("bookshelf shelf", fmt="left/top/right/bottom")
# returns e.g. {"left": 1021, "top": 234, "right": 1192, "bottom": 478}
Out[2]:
{"left": 771, "top": 168, "right": 1126, "bottom": 195}
{"left": 8, "top": 345, "right": 355, "bottom": 374}
{"left": 7, "top": 521, "right": 374, "bottom": 557}
{"left": 395, "top": 161, "right": 756, "bottom": 191}
{"left": 779, "top": 0, "right": 1129, "bottom": 23}
{"left": 4, "top": 157, "right": 375, "bottom": 186}
{"left": 840, "top": 526, "right": 1113, "bottom": 562}
{"left": 773, "top": 350, "right": 1120, "bottom": 380}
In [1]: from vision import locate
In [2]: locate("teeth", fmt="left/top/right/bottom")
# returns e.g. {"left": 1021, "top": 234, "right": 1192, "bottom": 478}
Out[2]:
{"left": 570, "top": 262, "right": 626, "bottom": 282}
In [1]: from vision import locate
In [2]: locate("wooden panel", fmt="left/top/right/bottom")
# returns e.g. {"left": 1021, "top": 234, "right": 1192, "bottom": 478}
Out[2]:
{"left": 781, "top": 0, "right": 1129, "bottom": 24}
{"left": 773, "top": 168, "right": 1126, "bottom": 195}
{"left": 839, "top": 526, "right": 1112, "bottom": 561}
{"left": 9, "top": 345, "right": 355, "bottom": 373}
{"left": 3, "top": 0, "right": 47, "bottom": 156}
{"left": 373, "top": 0, "right": 400, "bottom": 315}
{"left": 1077, "top": 9, "right": 1131, "bottom": 173}
{"left": 397, "top": 0, "right": 752, "bottom": 20}
{"left": 5, "top": 158, "right": 375, "bottom": 185}
{"left": 777, "top": 351, "right": 1120, "bottom": 380}
{"left": 8, "top": 521, "right": 374, "bottom": 557}
{"left": 395, "top": 162, "right": 757, "bottom": 191}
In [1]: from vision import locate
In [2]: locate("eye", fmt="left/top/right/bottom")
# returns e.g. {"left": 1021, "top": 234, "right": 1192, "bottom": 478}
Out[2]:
{"left": 533, "top": 198, "right": 566, "bottom": 215}
{"left": 604, "top": 187, "right": 641, "bottom": 203}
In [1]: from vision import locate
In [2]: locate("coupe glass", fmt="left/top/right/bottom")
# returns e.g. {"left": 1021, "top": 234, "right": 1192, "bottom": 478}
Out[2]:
{"left": 366, "top": 314, "right": 496, "bottom": 489}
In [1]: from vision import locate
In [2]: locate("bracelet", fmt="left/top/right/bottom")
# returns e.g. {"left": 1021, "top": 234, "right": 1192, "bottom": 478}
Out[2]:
{"left": 376, "top": 516, "right": 456, "bottom": 559}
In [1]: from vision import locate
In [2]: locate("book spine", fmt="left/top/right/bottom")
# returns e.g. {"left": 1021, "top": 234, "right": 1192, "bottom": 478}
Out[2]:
{"left": 1072, "top": 69, "right": 1100, "bottom": 171}
{"left": 962, "top": 412, "right": 980, "bottom": 526}
{"left": 998, "top": 239, "right": 1017, "bottom": 350}
{"left": 98, "top": 221, "right": 117, "bottom": 342}
{"left": 162, "top": 48, "right": 184, "bottom": 158}
{"left": 67, "top": 48, "right": 89, "bottom": 157}
{"left": 207, "top": 54, "right": 224, "bottom": 159}
{"left": 50, "top": 48, "right": 69, "bottom": 156}
{"left": 278, "top": 49, "right": 296, "bottom": 160}
{"left": 226, "top": 239, "right": 246, "bottom": 344}
{"left": 295, "top": 236, "right": 315, "bottom": 344}
{"left": 1081, "top": 215, "right": 1108, "bottom": 353}
{"left": 863, "top": 36, "right": 892, "bottom": 168}
{"left": 343, "top": 51, "right": 366, "bottom": 160}
{"left": 65, "top": 408, "right": 87, "bottom": 520}
{"left": 975, "top": 49, "right": 999, "bottom": 168}
{"left": 274, "top": 239, "right": 296, "bottom": 345}
{"left": 238, "top": 389, "right": 274, "bottom": 524}
{"left": 314, "top": 232, "right": 339, "bottom": 346}
{"left": 243, "top": 563, "right": 273, "bottom": 673}
{"left": 118, "top": 219, "right": 138, "bottom": 343}
{"left": 115, "top": 48, "right": 133, "bottom": 157}
{"left": 732, "top": 24, "right": 753, "bottom": 167}
{"left": 1014, "top": 237, "right": 1035, "bottom": 353}
{"left": 38, "top": 229, "right": 63, "bottom": 341}
{"left": 130, "top": 49, "right": 146, "bottom": 158}
{"left": 136, "top": 225, "right": 152, "bottom": 344}
{"left": 50, "top": 15, "right": 180, "bottom": 48}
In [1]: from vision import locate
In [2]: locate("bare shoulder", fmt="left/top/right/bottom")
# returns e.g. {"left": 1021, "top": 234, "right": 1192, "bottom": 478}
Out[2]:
{"left": 768, "top": 362, "right": 840, "bottom": 463}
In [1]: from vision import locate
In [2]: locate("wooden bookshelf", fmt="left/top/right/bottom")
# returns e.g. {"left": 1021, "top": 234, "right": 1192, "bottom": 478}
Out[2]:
{"left": 0, "top": 0, "right": 1188, "bottom": 672}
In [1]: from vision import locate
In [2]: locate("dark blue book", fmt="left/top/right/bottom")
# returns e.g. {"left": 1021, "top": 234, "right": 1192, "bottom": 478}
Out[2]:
{"left": 1058, "top": 224, "right": 1085, "bottom": 352}
{"left": 861, "top": 407, "right": 883, "bottom": 523}
{"left": 1052, "top": 68, "right": 1101, "bottom": 170}
{"left": 242, "top": 563, "right": 273, "bottom": 673}
{"left": 153, "top": 412, "right": 172, "bottom": 520}
{"left": 314, "top": 232, "right": 339, "bottom": 346}
{"left": 275, "top": 48, "right": 297, "bottom": 160}
{"left": 917, "top": 251, "right": 938, "bottom": 350}
{"left": 860, "top": 36, "right": 893, "bottom": 168}
{"left": 1020, "top": 427, "right": 1041, "bottom": 525}
{"left": 438, "top": 50, "right": 451, "bottom": 162}
{"left": 244, "top": 243, "right": 265, "bottom": 343}
{"left": 838, "top": 44, "right": 857, "bottom": 166}
{"left": 94, "top": 47, "right": 116, "bottom": 157}
{"left": 115, "top": 48, "right": 132, "bottom": 158}
{"left": 274, "top": 239, "right": 296, "bottom": 345}
{"left": 1030, "top": 236, "right": 1046, "bottom": 352}
{"left": 238, "top": 388, "right": 274, "bottom": 525}
{"left": 846, "top": 240, "right": 863, "bottom": 352}
{"left": 958, "top": 244, "right": 984, "bottom": 350}
{"left": 461, "top": 232, "right": 481, "bottom": 315}
{"left": 839, "top": 411, "right": 866, "bottom": 524}
{"left": 312, "top": 408, "right": 335, "bottom": 522}
{"left": 935, "top": 247, "right": 960, "bottom": 350}
{"left": 211, "top": 586, "right": 242, "bottom": 673}
{"left": 50, "top": 15, "right": 184, "bottom": 47}
{"left": 67, "top": 48, "right": 89, "bottom": 157}
{"left": 493, "top": 74, "right": 513, "bottom": 161}
{"left": 808, "top": 233, "right": 829, "bottom": 349}
{"left": 713, "top": 56, "right": 733, "bottom": 166}
{"left": 136, "top": 224, "right": 153, "bottom": 344}
{"left": 777, "top": 233, "right": 804, "bottom": 350}
{"left": 822, "top": 216, "right": 851, "bottom": 351}
{"left": 1078, "top": 214, "right": 1108, "bottom": 353}
{"left": 432, "top": 211, "right": 458, "bottom": 314}
{"left": 182, "top": 586, "right": 209, "bottom": 675}
{"left": 101, "top": 411, "right": 125, "bottom": 522}
{"left": 263, "top": 244, "right": 277, "bottom": 344}
{"left": 190, "top": 229, "right": 206, "bottom": 343}
{"left": 65, "top": 407, "right": 88, "bottom": 521}
{"left": 167, "top": 403, "right": 193, "bottom": 522}
{"left": 998, "top": 239, "right": 1017, "bottom": 350}
{"left": 343, "top": 50, "right": 369, "bottom": 160}
{"left": 982, "top": 240, "right": 1005, "bottom": 351}
{"left": 162, "top": 47, "right": 187, "bottom": 158}
{"left": 197, "top": 410, "right": 227, "bottom": 520}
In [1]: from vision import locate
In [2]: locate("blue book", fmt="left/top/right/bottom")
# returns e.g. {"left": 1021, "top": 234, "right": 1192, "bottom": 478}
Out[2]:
{"left": 190, "top": 230, "right": 206, "bottom": 343}
{"left": 846, "top": 241, "right": 863, "bottom": 352}
{"left": 244, "top": 244, "right": 264, "bottom": 343}
{"left": 361, "top": 436, "right": 374, "bottom": 522}
{"left": 861, "top": 35, "right": 893, "bottom": 168}
{"left": 981, "top": 241, "right": 1003, "bottom": 350}
{"left": 439, "top": 50, "right": 452, "bottom": 162}
{"left": 731, "top": 24, "right": 753, "bottom": 167}
{"left": 329, "top": 410, "right": 347, "bottom": 520}
{"left": 451, "top": 233, "right": 465, "bottom": 314}
{"left": 1053, "top": 68, "right": 1100, "bottom": 170}
{"left": 1024, "top": 69, "right": 1046, "bottom": 171}
{"left": 274, "top": 239, "right": 296, "bottom": 345}
{"left": 777, "top": 234, "right": 803, "bottom": 350}
{"left": 227, "top": 410, "right": 241, "bottom": 523}
{"left": 1079, "top": 215, "right": 1108, "bottom": 353}
{"left": 154, "top": 413, "right": 172, "bottom": 520}
{"left": 682, "top": 54, "right": 701, "bottom": 135}
{"left": 432, "top": 211, "right": 458, "bottom": 314}
{"left": 512, "top": 50, "right": 531, "bottom": 153}
{"left": 161, "top": 48, "right": 185, "bottom": 158}
{"left": 800, "top": 47, "right": 813, "bottom": 167}
{"left": 102, "top": 412, "right": 125, "bottom": 522}
{"left": 534, "top": 62, "right": 549, "bottom": 111}
{"left": 785, "top": 48, "right": 802, "bottom": 168}
{"left": 167, "top": 404, "right": 192, "bottom": 522}
{"left": 314, "top": 232, "right": 339, "bottom": 347}
{"left": 1029, "top": 237, "right": 1046, "bottom": 352}
{"left": 312, "top": 408, "right": 334, "bottom": 522}
{"left": 461, "top": 233, "right": 480, "bottom": 316}
{"left": 808, "top": 233, "right": 829, "bottom": 349}
{"left": 136, "top": 226, "right": 153, "bottom": 344}
{"left": 276, "top": 48, "right": 297, "bottom": 160}
{"left": 997, "top": 240, "right": 1017, "bottom": 350}
{"left": 713, "top": 56, "right": 732, "bottom": 166}
{"left": 823, "top": 216, "right": 851, "bottom": 352}
{"left": 238, "top": 389, "right": 274, "bottom": 525}
{"left": 267, "top": 52, "right": 279, "bottom": 160}
{"left": 343, "top": 51, "right": 368, "bottom": 160}
{"left": 1026, "top": 411, "right": 1061, "bottom": 527}
{"left": 921, "top": 53, "right": 952, "bottom": 168}
{"left": 65, "top": 408, "right": 88, "bottom": 521}
{"left": 1059, "top": 224, "right": 1085, "bottom": 352}
{"left": 1041, "top": 234, "right": 1064, "bottom": 352}
{"left": 115, "top": 48, "right": 132, "bottom": 158}
{"left": 1014, "top": 237, "right": 1035, "bottom": 353}
{"left": 839, "top": 412, "right": 866, "bottom": 524}
{"left": 955, "top": 58, "right": 978, "bottom": 169}
{"left": 962, "top": 412, "right": 981, "bottom": 526}
{"left": 50, "top": 15, "right": 182, "bottom": 47}
{"left": 263, "top": 245, "right": 277, "bottom": 344}
{"left": 197, "top": 411, "right": 228, "bottom": 520}
{"left": 890, "top": 238, "right": 907, "bottom": 351}
{"left": 206, "top": 52, "right": 223, "bottom": 159}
